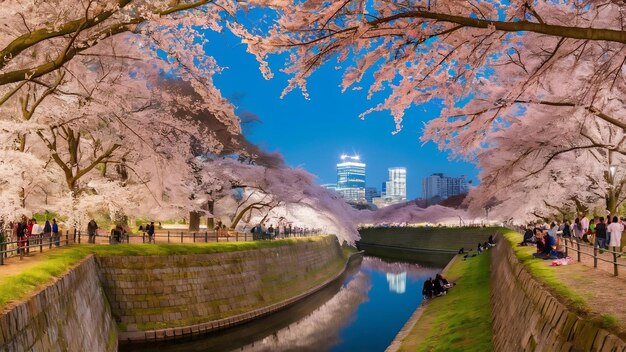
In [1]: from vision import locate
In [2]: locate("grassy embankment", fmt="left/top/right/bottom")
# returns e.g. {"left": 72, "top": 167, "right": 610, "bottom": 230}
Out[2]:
{"left": 502, "top": 229, "right": 622, "bottom": 332}
{"left": 358, "top": 226, "right": 495, "bottom": 251}
{"left": 0, "top": 236, "right": 331, "bottom": 311}
{"left": 398, "top": 252, "right": 493, "bottom": 352}
{"left": 501, "top": 229, "right": 586, "bottom": 311}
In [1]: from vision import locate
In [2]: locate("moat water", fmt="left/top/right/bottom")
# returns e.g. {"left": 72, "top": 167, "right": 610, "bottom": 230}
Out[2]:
{"left": 121, "top": 254, "right": 452, "bottom": 352}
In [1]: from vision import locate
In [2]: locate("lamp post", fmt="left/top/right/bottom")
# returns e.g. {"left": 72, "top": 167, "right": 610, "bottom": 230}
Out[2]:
{"left": 608, "top": 163, "right": 619, "bottom": 215}
{"left": 610, "top": 165, "right": 618, "bottom": 180}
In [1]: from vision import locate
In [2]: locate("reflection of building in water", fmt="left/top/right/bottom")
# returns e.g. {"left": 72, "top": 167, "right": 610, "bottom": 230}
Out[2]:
{"left": 238, "top": 272, "right": 372, "bottom": 352}
{"left": 386, "top": 272, "right": 407, "bottom": 294}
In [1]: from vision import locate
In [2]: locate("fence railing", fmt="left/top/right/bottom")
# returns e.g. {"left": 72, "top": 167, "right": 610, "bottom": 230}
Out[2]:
{"left": 0, "top": 230, "right": 74, "bottom": 265}
{"left": 559, "top": 236, "right": 625, "bottom": 276}
{"left": 0, "top": 228, "right": 321, "bottom": 265}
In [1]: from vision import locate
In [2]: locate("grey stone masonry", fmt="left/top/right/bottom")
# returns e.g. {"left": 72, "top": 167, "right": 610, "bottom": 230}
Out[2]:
{"left": 490, "top": 234, "right": 626, "bottom": 352}
{"left": 0, "top": 256, "right": 118, "bottom": 352}
{"left": 97, "top": 236, "right": 344, "bottom": 340}
{"left": 0, "top": 236, "right": 348, "bottom": 348}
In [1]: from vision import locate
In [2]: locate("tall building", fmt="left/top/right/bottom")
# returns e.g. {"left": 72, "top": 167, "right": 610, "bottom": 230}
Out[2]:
{"left": 365, "top": 187, "right": 379, "bottom": 204}
{"left": 373, "top": 167, "right": 407, "bottom": 208}
{"left": 336, "top": 155, "right": 366, "bottom": 204}
{"left": 385, "top": 167, "right": 407, "bottom": 199}
{"left": 422, "top": 173, "right": 469, "bottom": 201}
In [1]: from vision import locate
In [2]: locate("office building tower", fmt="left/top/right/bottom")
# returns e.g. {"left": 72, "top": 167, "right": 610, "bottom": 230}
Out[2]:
{"left": 365, "top": 187, "right": 380, "bottom": 204}
{"left": 336, "top": 155, "right": 366, "bottom": 204}
{"left": 422, "top": 173, "right": 469, "bottom": 201}
{"left": 373, "top": 167, "right": 407, "bottom": 208}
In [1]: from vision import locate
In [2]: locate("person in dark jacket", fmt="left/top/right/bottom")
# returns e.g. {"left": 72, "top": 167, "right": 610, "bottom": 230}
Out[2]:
{"left": 52, "top": 219, "right": 59, "bottom": 246}
{"left": 595, "top": 217, "right": 608, "bottom": 249}
{"left": 147, "top": 222, "right": 155, "bottom": 243}
{"left": 87, "top": 219, "right": 98, "bottom": 244}
{"left": 422, "top": 278, "right": 433, "bottom": 299}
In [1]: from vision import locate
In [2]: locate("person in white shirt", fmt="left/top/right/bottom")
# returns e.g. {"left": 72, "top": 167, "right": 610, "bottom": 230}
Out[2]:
{"left": 580, "top": 214, "right": 590, "bottom": 234}
{"left": 607, "top": 216, "right": 624, "bottom": 250}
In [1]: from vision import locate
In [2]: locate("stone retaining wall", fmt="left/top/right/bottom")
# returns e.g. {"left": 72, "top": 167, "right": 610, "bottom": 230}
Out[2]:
{"left": 0, "top": 256, "right": 117, "bottom": 352}
{"left": 491, "top": 236, "right": 626, "bottom": 351}
{"left": 97, "top": 236, "right": 344, "bottom": 341}
{"left": 0, "top": 236, "right": 347, "bottom": 349}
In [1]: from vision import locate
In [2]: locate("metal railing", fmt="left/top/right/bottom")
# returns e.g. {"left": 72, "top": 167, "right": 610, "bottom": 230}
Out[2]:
{"left": 559, "top": 236, "right": 626, "bottom": 276}
{"left": 0, "top": 230, "right": 74, "bottom": 265}
{"left": 0, "top": 228, "right": 321, "bottom": 265}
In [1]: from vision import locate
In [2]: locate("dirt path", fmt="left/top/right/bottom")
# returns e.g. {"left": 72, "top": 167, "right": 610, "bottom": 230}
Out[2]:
{"left": 0, "top": 253, "right": 50, "bottom": 276}
{"left": 554, "top": 261, "right": 626, "bottom": 333}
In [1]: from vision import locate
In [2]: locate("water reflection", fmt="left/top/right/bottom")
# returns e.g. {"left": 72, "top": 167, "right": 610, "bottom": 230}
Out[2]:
{"left": 238, "top": 272, "right": 371, "bottom": 352}
{"left": 386, "top": 273, "right": 406, "bottom": 294}
{"left": 120, "top": 255, "right": 447, "bottom": 352}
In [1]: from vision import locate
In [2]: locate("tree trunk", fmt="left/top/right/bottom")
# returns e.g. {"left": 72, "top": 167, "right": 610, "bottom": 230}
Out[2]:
{"left": 189, "top": 211, "right": 201, "bottom": 231}
{"left": 206, "top": 200, "right": 215, "bottom": 230}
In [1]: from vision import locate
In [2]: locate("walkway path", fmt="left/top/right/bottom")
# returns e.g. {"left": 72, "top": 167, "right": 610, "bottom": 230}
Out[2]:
{"left": 560, "top": 237, "right": 626, "bottom": 277}
{"left": 553, "top": 260, "right": 626, "bottom": 333}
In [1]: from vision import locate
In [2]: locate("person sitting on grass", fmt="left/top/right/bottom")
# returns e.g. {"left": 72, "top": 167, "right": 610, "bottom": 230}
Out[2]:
{"left": 535, "top": 228, "right": 546, "bottom": 254}
{"left": 434, "top": 273, "right": 453, "bottom": 295}
{"left": 422, "top": 278, "right": 433, "bottom": 299}
{"left": 432, "top": 276, "right": 444, "bottom": 296}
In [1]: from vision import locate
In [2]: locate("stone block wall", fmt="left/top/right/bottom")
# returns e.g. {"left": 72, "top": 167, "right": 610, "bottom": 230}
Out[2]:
{"left": 0, "top": 236, "right": 346, "bottom": 348}
{"left": 0, "top": 256, "right": 117, "bottom": 352}
{"left": 97, "top": 236, "right": 344, "bottom": 339}
{"left": 491, "top": 237, "right": 626, "bottom": 351}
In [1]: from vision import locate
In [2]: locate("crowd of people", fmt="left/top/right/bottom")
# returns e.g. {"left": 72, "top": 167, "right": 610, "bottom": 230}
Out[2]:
{"left": 520, "top": 213, "right": 625, "bottom": 258}
{"left": 422, "top": 273, "right": 454, "bottom": 299}
{"left": 457, "top": 235, "right": 496, "bottom": 259}
{"left": 249, "top": 222, "right": 321, "bottom": 240}
{"left": 0, "top": 216, "right": 60, "bottom": 256}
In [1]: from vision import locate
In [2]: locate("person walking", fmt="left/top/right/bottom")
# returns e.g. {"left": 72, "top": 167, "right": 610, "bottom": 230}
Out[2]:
{"left": 147, "top": 222, "right": 155, "bottom": 244}
{"left": 52, "top": 219, "right": 59, "bottom": 246}
{"left": 581, "top": 214, "right": 590, "bottom": 234}
{"left": 607, "top": 216, "right": 624, "bottom": 253}
{"left": 572, "top": 218, "right": 584, "bottom": 241}
{"left": 87, "top": 219, "right": 98, "bottom": 244}
{"left": 595, "top": 217, "right": 608, "bottom": 250}
{"left": 17, "top": 217, "right": 27, "bottom": 255}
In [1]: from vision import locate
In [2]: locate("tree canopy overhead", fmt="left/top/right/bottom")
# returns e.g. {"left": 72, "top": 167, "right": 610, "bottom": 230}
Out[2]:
{"left": 234, "top": 0, "right": 626, "bottom": 220}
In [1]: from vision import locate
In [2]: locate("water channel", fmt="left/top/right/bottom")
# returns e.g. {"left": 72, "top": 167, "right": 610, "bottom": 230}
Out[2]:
{"left": 121, "top": 252, "right": 453, "bottom": 352}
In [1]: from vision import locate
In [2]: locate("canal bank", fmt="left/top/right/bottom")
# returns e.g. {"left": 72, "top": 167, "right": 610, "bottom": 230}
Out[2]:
{"left": 390, "top": 251, "right": 493, "bottom": 351}
{"left": 0, "top": 236, "right": 356, "bottom": 351}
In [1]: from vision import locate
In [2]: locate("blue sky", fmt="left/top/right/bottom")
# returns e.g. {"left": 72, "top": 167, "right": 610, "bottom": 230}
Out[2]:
{"left": 202, "top": 30, "right": 478, "bottom": 199}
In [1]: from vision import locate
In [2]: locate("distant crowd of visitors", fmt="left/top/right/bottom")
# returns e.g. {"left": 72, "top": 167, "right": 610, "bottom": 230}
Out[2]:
{"left": 249, "top": 222, "right": 321, "bottom": 240}
{"left": 0, "top": 216, "right": 60, "bottom": 255}
{"left": 520, "top": 213, "right": 625, "bottom": 259}
{"left": 422, "top": 273, "right": 454, "bottom": 299}
{"left": 457, "top": 235, "right": 496, "bottom": 260}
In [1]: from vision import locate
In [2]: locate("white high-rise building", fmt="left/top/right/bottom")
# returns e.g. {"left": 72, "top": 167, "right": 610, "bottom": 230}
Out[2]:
{"left": 385, "top": 167, "right": 407, "bottom": 200}
{"left": 336, "top": 155, "right": 367, "bottom": 204}
{"left": 422, "top": 173, "right": 469, "bottom": 201}
{"left": 373, "top": 167, "right": 407, "bottom": 208}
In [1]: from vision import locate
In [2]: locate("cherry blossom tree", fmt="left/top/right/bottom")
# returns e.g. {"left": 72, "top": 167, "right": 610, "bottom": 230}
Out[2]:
{"left": 0, "top": 0, "right": 251, "bottom": 223}
{"left": 464, "top": 108, "right": 626, "bottom": 222}
{"left": 236, "top": 0, "right": 626, "bottom": 130}
{"left": 233, "top": 1, "right": 626, "bottom": 221}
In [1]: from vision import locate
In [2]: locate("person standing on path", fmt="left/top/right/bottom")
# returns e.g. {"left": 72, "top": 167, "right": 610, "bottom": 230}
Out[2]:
{"left": 52, "top": 219, "right": 59, "bottom": 246}
{"left": 147, "top": 222, "right": 155, "bottom": 243}
{"left": 595, "top": 217, "right": 608, "bottom": 250}
{"left": 607, "top": 216, "right": 624, "bottom": 253}
{"left": 87, "top": 219, "right": 98, "bottom": 244}
{"left": 581, "top": 214, "right": 590, "bottom": 236}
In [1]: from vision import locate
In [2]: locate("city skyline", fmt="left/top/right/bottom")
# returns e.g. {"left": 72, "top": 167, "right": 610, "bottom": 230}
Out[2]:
{"left": 328, "top": 154, "right": 469, "bottom": 202}
{"left": 199, "top": 29, "right": 479, "bottom": 201}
